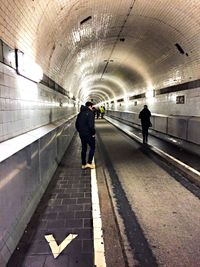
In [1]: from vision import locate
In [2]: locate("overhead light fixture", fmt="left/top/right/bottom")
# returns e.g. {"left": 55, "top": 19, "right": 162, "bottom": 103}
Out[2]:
{"left": 104, "top": 59, "right": 114, "bottom": 62}
{"left": 80, "top": 16, "right": 92, "bottom": 25}
{"left": 100, "top": 59, "right": 114, "bottom": 79}
{"left": 175, "top": 43, "right": 188, "bottom": 56}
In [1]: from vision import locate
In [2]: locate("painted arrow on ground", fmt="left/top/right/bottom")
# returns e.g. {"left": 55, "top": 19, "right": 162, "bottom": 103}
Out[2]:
{"left": 45, "top": 234, "right": 78, "bottom": 258}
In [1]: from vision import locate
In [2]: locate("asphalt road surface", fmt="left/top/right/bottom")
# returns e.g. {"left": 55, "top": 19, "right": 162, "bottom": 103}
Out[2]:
{"left": 96, "top": 120, "right": 200, "bottom": 267}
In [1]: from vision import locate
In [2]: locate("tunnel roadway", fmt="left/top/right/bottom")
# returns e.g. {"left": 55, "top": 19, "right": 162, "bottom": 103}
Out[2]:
{"left": 96, "top": 119, "right": 200, "bottom": 267}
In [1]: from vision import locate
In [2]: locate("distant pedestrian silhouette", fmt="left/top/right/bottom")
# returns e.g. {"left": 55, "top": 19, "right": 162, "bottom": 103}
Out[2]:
{"left": 96, "top": 108, "right": 100, "bottom": 119}
{"left": 139, "top": 105, "right": 151, "bottom": 144}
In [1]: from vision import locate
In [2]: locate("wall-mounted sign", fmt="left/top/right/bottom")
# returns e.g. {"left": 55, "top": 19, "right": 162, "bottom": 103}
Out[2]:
{"left": 15, "top": 49, "right": 43, "bottom": 83}
{"left": 2, "top": 42, "right": 16, "bottom": 68}
{"left": 176, "top": 95, "right": 185, "bottom": 104}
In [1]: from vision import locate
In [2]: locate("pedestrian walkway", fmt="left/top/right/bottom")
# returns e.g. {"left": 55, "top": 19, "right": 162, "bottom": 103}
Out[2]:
{"left": 7, "top": 134, "right": 94, "bottom": 267}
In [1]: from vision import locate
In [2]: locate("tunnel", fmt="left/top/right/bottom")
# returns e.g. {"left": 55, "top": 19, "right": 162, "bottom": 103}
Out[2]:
{"left": 0, "top": 1, "right": 200, "bottom": 266}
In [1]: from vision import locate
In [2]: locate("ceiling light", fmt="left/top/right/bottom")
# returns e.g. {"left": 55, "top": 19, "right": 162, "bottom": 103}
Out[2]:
{"left": 80, "top": 16, "right": 92, "bottom": 25}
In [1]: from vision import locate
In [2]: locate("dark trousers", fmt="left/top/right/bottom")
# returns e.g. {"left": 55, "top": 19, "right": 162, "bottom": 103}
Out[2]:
{"left": 142, "top": 125, "right": 149, "bottom": 143}
{"left": 80, "top": 135, "right": 95, "bottom": 165}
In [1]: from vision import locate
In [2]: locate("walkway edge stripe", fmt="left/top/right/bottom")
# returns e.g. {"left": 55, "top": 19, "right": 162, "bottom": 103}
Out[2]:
{"left": 91, "top": 159, "right": 107, "bottom": 267}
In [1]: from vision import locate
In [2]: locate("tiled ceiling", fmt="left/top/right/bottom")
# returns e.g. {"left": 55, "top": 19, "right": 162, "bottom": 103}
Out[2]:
{"left": 1, "top": 0, "right": 200, "bottom": 103}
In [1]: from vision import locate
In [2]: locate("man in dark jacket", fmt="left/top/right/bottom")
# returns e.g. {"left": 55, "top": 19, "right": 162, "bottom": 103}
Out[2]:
{"left": 75, "top": 101, "right": 96, "bottom": 169}
{"left": 139, "top": 105, "right": 151, "bottom": 144}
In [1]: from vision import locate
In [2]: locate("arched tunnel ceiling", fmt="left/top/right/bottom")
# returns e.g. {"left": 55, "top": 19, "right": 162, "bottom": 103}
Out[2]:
{"left": 1, "top": 0, "right": 200, "bottom": 103}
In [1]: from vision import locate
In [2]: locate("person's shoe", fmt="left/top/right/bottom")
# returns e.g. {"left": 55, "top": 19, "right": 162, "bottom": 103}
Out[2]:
{"left": 86, "top": 163, "right": 95, "bottom": 169}
{"left": 82, "top": 165, "right": 87, "bottom": 169}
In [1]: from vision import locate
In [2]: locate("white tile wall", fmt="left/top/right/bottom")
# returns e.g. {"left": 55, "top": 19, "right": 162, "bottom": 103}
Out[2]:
{"left": 111, "top": 87, "right": 200, "bottom": 117}
{"left": 0, "top": 63, "right": 77, "bottom": 143}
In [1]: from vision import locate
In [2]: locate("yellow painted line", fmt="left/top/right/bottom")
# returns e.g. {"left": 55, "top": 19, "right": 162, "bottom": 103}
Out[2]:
{"left": 44, "top": 234, "right": 78, "bottom": 258}
{"left": 91, "top": 159, "right": 107, "bottom": 267}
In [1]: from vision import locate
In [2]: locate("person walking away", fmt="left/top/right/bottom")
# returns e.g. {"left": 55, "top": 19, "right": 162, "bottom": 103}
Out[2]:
{"left": 92, "top": 106, "right": 97, "bottom": 118}
{"left": 139, "top": 105, "right": 151, "bottom": 144}
{"left": 75, "top": 102, "right": 96, "bottom": 169}
{"left": 100, "top": 106, "right": 105, "bottom": 119}
{"left": 96, "top": 107, "right": 100, "bottom": 119}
